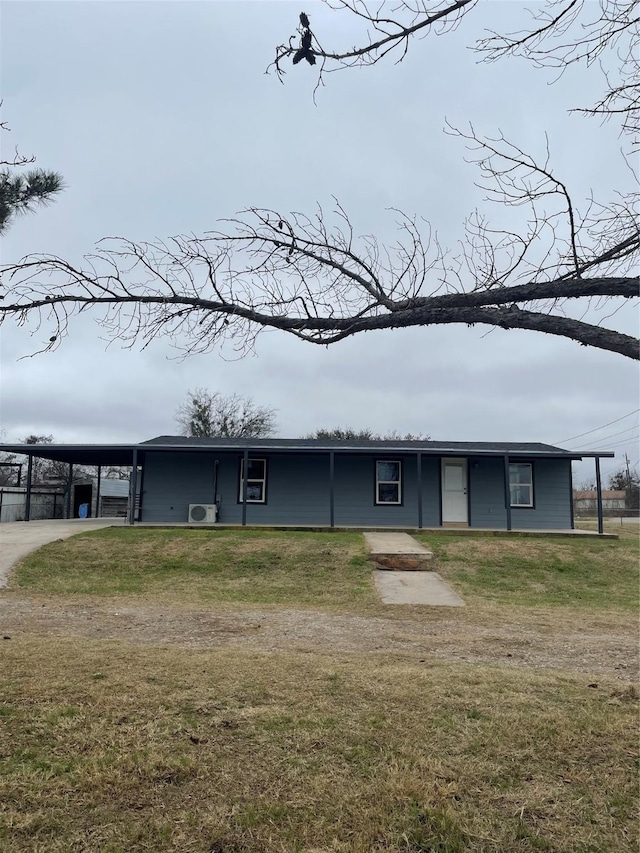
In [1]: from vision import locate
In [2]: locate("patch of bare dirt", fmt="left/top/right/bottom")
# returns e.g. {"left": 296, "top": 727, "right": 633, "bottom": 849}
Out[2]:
{"left": 0, "top": 591, "right": 637, "bottom": 681}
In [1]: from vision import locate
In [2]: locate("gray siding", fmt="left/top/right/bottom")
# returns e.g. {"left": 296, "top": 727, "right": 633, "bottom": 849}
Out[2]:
{"left": 140, "top": 450, "right": 572, "bottom": 529}
{"left": 511, "top": 458, "right": 572, "bottom": 530}
{"left": 469, "top": 456, "right": 572, "bottom": 530}
{"left": 333, "top": 455, "right": 418, "bottom": 527}
{"left": 469, "top": 457, "right": 507, "bottom": 529}
{"left": 141, "top": 451, "right": 219, "bottom": 523}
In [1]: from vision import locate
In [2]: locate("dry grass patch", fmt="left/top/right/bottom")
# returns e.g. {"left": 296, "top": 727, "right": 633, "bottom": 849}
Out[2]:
{"left": 417, "top": 531, "right": 638, "bottom": 611}
{"left": 13, "top": 529, "right": 376, "bottom": 610}
{"left": 0, "top": 637, "right": 638, "bottom": 852}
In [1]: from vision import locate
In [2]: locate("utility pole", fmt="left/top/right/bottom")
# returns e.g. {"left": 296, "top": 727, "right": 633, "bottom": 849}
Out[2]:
{"left": 624, "top": 453, "right": 632, "bottom": 488}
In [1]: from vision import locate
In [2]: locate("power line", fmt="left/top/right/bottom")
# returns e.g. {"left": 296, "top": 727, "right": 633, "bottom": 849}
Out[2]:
{"left": 566, "top": 423, "right": 640, "bottom": 448}
{"left": 581, "top": 433, "right": 640, "bottom": 452}
{"left": 555, "top": 408, "right": 640, "bottom": 444}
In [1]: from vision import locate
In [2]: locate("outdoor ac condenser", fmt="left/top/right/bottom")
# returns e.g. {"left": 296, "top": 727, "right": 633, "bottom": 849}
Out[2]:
{"left": 188, "top": 503, "right": 218, "bottom": 523}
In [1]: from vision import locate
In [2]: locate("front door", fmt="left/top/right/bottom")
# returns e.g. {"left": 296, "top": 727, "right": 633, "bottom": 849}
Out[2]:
{"left": 441, "top": 458, "right": 468, "bottom": 525}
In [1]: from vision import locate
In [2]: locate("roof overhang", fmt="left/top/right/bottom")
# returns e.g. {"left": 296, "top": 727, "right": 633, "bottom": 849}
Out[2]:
{"left": 0, "top": 443, "right": 615, "bottom": 465}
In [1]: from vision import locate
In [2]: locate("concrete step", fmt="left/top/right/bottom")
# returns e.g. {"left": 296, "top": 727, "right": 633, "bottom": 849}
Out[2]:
{"left": 363, "top": 531, "right": 434, "bottom": 571}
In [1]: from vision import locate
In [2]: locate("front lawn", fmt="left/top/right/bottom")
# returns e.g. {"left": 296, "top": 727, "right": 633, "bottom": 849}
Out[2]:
{"left": 12, "top": 528, "right": 376, "bottom": 608}
{"left": 416, "top": 529, "right": 639, "bottom": 610}
{"left": 0, "top": 637, "right": 637, "bottom": 853}
{"left": 14, "top": 525, "right": 638, "bottom": 613}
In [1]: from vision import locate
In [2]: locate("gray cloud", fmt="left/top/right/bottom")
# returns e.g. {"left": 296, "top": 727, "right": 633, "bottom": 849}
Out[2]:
{"left": 1, "top": 1, "right": 637, "bottom": 489}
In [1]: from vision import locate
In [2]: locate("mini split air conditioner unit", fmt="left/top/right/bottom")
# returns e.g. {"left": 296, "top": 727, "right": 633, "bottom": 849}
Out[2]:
{"left": 188, "top": 503, "right": 217, "bottom": 523}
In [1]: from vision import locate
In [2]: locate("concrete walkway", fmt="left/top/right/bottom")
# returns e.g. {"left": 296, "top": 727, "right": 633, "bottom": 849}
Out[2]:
{"left": 364, "top": 531, "right": 464, "bottom": 605}
{"left": 373, "top": 569, "right": 465, "bottom": 606}
{"left": 0, "top": 518, "right": 123, "bottom": 589}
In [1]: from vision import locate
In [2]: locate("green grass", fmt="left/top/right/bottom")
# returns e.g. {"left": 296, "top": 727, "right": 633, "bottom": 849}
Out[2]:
{"left": 13, "top": 526, "right": 640, "bottom": 613}
{"left": 0, "top": 637, "right": 637, "bottom": 853}
{"left": 13, "top": 528, "right": 376, "bottom": 608}
{"left": 415, "top": 531, "right": 639, "bottom": 610}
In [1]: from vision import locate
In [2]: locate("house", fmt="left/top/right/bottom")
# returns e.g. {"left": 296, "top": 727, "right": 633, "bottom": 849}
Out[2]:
{"left": 0, "top": 436, "right": 614, "bottom": 532}
{"left": 573, "top": 489, "right": 627, "bottom": 514}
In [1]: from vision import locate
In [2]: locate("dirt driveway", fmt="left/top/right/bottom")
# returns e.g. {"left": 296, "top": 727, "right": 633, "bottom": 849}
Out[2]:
{"left": 1, "top": 592, "right": 636, "bottom": 682}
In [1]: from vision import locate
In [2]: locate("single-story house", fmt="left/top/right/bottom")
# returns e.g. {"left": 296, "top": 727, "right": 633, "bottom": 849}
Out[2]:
{"left": 0, "top": 436, "right": 614, "bottom": 533}
{"left": 573, "top": 489, "right": 627, "bottom": 512}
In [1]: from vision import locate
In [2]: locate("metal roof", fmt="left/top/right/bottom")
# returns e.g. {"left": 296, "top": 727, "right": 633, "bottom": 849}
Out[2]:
{"left": 0, "top": 436, "right": 614, "bottom": 464}
{"left": 142, "top": 435, "right": 577, "bottom": 454}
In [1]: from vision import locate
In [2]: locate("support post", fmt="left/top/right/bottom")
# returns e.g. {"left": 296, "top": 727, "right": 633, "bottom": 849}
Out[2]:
{"left": 503, "top": 454, "right": 512, "bottom": 532}
{"left": 95, "top": 465, "right": 102, "bottom": 518}
{"left": 25, "top": 455, "right": 33, "bottom": 521}
{"left": 242, "top": 449, "right": 249, "bottom": 527}
{"left": 66, "top": 463, "right": 73, "bottom": 519}
{"left": 595, "top": 456, "right": 604, "bottom": 535}
{"left": 417, "top": 452, "right": 423, "bottom": 529}
{"left": 128, "top": 449, "right": 138, "bottom": 525}
{"left": 329, "top": 451, "right": 335, "bottom": 528}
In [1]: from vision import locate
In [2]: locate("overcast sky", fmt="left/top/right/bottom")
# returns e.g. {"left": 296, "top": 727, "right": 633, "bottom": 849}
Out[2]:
{"left": 1, "top": 1, "right": 638, "bottom": 485}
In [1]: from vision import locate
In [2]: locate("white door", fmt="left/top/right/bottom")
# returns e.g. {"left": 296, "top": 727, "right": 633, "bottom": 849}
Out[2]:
{"left": 441, "top": 458, "right": 468, "bottom": 524}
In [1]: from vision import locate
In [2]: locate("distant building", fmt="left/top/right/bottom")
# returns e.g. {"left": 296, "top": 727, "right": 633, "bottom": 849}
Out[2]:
{"left": 573, "top": 490, "right": 627, "bottom": 512}
{"left": 72, "top": 478, "right": 130, "bottom": 518}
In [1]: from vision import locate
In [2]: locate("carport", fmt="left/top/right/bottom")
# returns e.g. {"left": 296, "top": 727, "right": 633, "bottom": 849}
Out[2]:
{"left": 0, "top": 443, "right": 139, "bottom": 524}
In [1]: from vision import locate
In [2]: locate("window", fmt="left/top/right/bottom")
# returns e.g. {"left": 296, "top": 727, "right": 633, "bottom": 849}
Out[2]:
{"left": 376, "top": 460, "right": 402, "bottom": 505}
{"left": 239, "top": 458, "right": 267, "bottom": 503}
{"left": 509, "top": 463, "right": 533, "bottom": 507}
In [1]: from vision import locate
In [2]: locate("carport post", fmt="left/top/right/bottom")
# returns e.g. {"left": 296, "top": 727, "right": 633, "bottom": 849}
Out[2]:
{"left": 25, "top": 455, "right": 33, "bottom": 522}
{"left": 66, "top": 464, "right": 74, "bottom": 519}
{"left": 329, "top": 451, "right": 335, "bottom": 528}
{"left": 417, "top": 452, "right": 423, "bottom": 529}
{"left": 503, "top": 454, "right": 512, "bottom": 531}
{"left": 128, "top": 449, "right": 138, "bottom": 525}
{"left": 241, "top": 449, "right": 249, "bottom": 526}
{"left": 595, "top": 456, "right": 604, "bottom": 535}
{"left": 95, "top": 465, "right": 102, "bottom": 518}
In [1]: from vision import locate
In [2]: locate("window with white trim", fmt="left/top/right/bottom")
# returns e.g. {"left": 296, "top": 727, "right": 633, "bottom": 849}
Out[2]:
{"left": 376, "top": 460, "right": 402, "bottom": 505}
{"left": 509, "top": 463, "right": 533, "bottom": 507}
{"left": 239, "top": 458, "right": 267, "bottom": 503}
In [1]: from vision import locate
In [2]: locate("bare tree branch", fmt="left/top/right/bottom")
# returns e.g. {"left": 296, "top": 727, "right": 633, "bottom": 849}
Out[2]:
{"left": 2, "top": 6, "right": 638, "bottom": 360}
{"left": 269, "top": 0, "right": 477, "bottom": 87}
{"left": 2, "top": 181, "right": 637, "bottom": 359}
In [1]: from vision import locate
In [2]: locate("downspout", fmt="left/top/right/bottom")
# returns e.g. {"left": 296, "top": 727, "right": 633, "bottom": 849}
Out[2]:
{"left": 595, "top": 456, "right": 604, "bottom": 535}
{"left": 213, "top": 459, "right": 219, "bottom": 521}
{"left": 25, "top": 455, "right": 33, "bottom": 521}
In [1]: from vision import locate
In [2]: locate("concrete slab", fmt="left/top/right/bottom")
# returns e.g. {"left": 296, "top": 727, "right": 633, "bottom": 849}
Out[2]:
{"left": 363, "top": 531, "right": 433, "bottom": 570}
{"left": 0, "top": 518, "right": 124, "bottom": 588}
{"left": 363, "top": 531, "right": 432, "bottom": 555}
{"left": 373, "top": 569, "right": 465, "bottom": 606}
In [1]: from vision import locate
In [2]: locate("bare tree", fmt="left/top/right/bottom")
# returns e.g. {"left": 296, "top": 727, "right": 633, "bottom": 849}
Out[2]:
{"left": 176, "top": 389, "right": 277, "bottom": 438}
{"left": 0, "top": 4, "right": 638, "bottom": 359}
